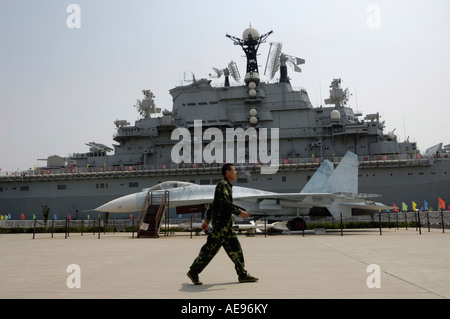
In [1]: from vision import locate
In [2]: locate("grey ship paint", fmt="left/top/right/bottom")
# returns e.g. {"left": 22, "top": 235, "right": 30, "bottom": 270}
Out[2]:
{"left": 1, "top": 27, "right": 449, "bottom": 219}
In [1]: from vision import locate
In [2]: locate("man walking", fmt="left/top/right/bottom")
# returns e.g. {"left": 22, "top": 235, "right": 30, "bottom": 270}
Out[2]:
{"left": 187, "top": 163, "right": 258, "bottom": 285}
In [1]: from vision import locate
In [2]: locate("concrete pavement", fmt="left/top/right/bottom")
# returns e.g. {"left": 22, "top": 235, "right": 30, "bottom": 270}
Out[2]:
{"left": 1, "top": 228, "right": 449, "bottom": 299}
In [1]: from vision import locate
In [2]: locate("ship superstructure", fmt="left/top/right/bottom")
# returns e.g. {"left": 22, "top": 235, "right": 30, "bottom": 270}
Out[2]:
{"left": 1, "top": 27, "right": 449, "bottom": 219}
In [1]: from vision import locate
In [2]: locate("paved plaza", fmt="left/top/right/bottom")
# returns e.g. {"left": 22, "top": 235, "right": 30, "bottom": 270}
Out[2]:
{"left": 1, "top": 228, "right": 449, "bottom": 299}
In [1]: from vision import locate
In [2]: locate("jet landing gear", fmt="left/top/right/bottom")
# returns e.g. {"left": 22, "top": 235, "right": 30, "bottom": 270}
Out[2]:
{"left": 287, "top": 217, "right": 306, "bottom": 231}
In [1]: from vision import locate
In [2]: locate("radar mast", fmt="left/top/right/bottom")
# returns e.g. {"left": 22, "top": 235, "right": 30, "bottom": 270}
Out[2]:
{"left": 226, "top": 27, "right": 273, "bottom": 84}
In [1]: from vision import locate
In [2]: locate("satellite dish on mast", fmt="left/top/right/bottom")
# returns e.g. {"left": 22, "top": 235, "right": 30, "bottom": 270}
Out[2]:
{"left": 226, "top": 27, "right": 273, "bottom": 84}
{"left": 210, "top": 67, "right": 224, "bottom": 79}
{"left": 228, "top": 60, "right": 241, "bottom": 82}
{"left": 264, "top": 42, "right": 305, "bottom": 84}
{"left": 209, "top": 60, "right": 241, "bottom": 87}
{"left": 264, "top": 42, "right": 283, "bottom": 80}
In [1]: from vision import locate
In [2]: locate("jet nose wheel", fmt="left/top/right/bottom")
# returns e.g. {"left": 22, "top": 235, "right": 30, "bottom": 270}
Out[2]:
{"left": 287, "top": 217, "right": 306, "bottom": 231}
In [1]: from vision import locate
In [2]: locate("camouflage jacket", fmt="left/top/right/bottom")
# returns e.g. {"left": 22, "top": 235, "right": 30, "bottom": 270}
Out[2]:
{"left": 205, "top": 178, "right": 242, "bottom": 231}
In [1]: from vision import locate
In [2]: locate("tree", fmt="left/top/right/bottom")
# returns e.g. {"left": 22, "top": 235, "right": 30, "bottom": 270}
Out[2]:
{"left": 42, "top": 205, "right": 50, "bottom": 227}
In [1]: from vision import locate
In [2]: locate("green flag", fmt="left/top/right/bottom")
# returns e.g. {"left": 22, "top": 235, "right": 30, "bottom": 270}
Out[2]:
{"left": 402, "top": 202, "right": 408, "bottom": 211}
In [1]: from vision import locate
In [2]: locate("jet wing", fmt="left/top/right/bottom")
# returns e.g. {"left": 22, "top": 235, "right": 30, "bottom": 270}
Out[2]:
{"left": 233, "top": 191, "right": 385, "bottom": 205}
{"left": 233, "top": 192, "right": 334, "bottom": 202}
{"left": 334, "top": 202, "right": 396, "bottom": 210}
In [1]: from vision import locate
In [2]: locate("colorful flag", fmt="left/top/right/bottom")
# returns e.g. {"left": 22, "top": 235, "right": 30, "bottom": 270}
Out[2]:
{"left": 412, "top": 201, "right": 417, "bottom": 211}
{"left": 68, "top": 214, "right": 71, "bottom": 220}
{"left": 402, "top": 202, "right": 408, "bottom": 211}
{"left": 1, "top": 215, "right": 4, "bottom": 220}
{"left": 7, "top": 213, "right": 11, "bottom": 220}
{"left": 424, "top": 200, "right": 429, "bottom": 211}
{"left": 21, "top": 213, "right": 25, "bottom": 220}
{"left": 130, "top": 214, "right": 133, "bottom": 220}
{"left": 438, "top": 197, "right": 446, "bottom": 210}
{"left": 54, "top": 214, "right": 57, "bottom": 220}
{"left": 33, "top": 213, "right": 36, "bottom": 220}
{"left": 393, "top": 203, "right": 399, "bottom": 212}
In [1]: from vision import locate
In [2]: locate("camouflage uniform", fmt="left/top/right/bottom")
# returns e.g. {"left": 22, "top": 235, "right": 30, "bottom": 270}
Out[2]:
{"left": 189, "top": 177, "right": 248, "bottom": 278}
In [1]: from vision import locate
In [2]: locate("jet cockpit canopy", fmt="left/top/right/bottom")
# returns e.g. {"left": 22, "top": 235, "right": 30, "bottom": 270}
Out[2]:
{"left": 145, "top": 181, "right": 193, "bottom": 192}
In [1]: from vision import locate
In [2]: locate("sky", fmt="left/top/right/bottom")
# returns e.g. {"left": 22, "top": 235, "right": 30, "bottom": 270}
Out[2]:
{"left": 1, "top": 0, "right": 449, "bottom": 172}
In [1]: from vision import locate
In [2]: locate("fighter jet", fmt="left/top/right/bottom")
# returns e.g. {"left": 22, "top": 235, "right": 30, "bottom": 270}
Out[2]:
{"left": 85, "top": 142, "right": 113, "bottom": 153}
{"left": 94, "top": 152, "right": 393, "bottom": 227}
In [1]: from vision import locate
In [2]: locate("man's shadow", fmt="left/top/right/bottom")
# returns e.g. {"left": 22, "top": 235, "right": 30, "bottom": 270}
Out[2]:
{"left": 179, "top": 281, "right": 240, "bottom": 293}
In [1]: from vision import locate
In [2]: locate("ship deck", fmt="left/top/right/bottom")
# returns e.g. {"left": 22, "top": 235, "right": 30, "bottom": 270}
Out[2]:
{"left": 0, "top": 154, "right": 437, "bottom": 182}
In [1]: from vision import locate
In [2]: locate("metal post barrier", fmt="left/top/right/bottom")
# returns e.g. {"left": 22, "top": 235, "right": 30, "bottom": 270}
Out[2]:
{"left": 378, "top": 212, "right": 382, "bottom": 235}
{"left": 302, "top": 214, "right": 305, "bottom": 237}
{"left": 190, "top": 216, "right": 193, "bottom": 239}
{"left": 388, "top": 213, "right": 391, "bottom": 229}
{"left": 98, "top": 215, "right": 101, "bottom": 239}
{"left": 417, "top": 212, "right": 421, "bottom": 235}
{"left": 93, "top": 220, "right": 96, "bottom": 235}
{"left": 132, "top": 217, "right": 135, "bottom": 239}
{"left": 426, "top": 212, "right": 430, "bottom": 232}
{"left": 396, "top": 212, "right": 399, "bottom": 230}
{"left": 264, "top": 214, "right": 267, "bottom": 238}
{"left": 404, "top": 213, "right": 408, "bottom": 230}
{"left": 33, "top": 218, "right": 37, "bottom": 239}
{"left": 51, "top": 218, "right": 54, "bottom": 238}
{"left": 65, "top": 217, "right": 68, "bottom": 239}
{"left": 81, "top": 219, "right": 84, "bottom": 236}
{"left": 441, "top": 210, "right": 445, "bottom": 233}
{"left": 340, "top": 212, "right": 343, "bottom": 236}
{"left": 414, "top": 212, "right": 418, "bottom": 231}
{"left": 165, "top": 212, "right": 168, "bottom": 237}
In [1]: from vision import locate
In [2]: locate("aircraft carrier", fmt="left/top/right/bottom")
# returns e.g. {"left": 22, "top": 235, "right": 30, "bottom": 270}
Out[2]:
{"left": 1, "top": 27, "right": 449, "bottom": 220}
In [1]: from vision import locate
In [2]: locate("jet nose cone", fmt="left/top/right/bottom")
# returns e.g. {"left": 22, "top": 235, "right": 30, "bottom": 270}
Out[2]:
{"left": 94, "top": 193, "right": 140, "bottom": 213}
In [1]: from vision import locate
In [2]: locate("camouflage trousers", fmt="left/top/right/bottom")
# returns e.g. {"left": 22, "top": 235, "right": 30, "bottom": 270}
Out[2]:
{"left": 190, "top": 229, "right": 247, "bottom": 277}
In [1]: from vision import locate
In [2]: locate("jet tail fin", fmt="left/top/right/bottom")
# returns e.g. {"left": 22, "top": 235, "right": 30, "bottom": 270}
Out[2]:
{"left": 300, "top": 160, "right": 334, "bottom": 193}
{"left": 327, "top": 151, "right": 358, "bottom": 194}
{"left": 300, "top": 151, "right": 358, "bottom": 194}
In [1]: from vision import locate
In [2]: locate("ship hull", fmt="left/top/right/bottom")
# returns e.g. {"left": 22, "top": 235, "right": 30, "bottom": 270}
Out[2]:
{"left": 1, "top": 158, "right": 449, "bottom": 219}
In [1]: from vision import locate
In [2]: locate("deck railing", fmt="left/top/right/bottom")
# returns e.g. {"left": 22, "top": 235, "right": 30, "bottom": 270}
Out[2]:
{"left": 0, "top": 153, "right": 437, "bottom": 178}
